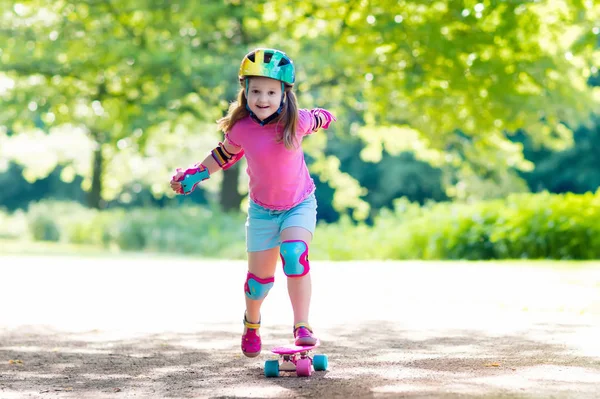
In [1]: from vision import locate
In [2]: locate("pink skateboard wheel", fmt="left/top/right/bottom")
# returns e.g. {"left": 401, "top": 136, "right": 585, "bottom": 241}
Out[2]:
{"left": 296, "top": 358, "right": 312, "bottom": 377}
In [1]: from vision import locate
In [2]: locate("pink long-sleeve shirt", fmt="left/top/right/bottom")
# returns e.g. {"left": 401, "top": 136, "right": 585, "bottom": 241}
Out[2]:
{"left": 225, "top": 109, "right": 317, "bottom": 210}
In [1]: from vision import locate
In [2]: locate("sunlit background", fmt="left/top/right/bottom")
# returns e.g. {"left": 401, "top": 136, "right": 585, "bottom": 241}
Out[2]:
{"left": 1, "top": 0, "right": 600, "bottom": 258}
{"left": 2, "top": 2, "right": 600, "bottom": 397}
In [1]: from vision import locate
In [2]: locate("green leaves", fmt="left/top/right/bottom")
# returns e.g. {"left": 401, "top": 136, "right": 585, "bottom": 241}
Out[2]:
{"left": 1, "top": 0, "right": 599, "bottom": 212}
{"left": 0, "top": 0, "right": 258, "bottom": 205}
{"left": 321, "top": 0, "right": 599, "bottom": 203}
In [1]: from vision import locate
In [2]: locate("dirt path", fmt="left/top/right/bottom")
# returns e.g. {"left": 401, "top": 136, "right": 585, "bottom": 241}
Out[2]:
{"left": 1, "top": 255, "right": 600, "bottom": 398}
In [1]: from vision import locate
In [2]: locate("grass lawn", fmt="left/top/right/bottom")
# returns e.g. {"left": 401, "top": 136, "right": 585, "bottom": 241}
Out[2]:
{"left": 0, "top": 239, "right": 181, "bottom": 260}
{"left": 1, "top": 238, "right": 600, "bottom": 270}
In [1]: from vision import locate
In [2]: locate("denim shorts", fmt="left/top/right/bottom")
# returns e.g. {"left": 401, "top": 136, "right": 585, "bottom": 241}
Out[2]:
{"left": 246, "top": 193, "right": 317, "bottom": 252}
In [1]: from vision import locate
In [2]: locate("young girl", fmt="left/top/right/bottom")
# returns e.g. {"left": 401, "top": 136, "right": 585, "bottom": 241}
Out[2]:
{"left": 170, "top": 48, "right": 336, "bottom": 358}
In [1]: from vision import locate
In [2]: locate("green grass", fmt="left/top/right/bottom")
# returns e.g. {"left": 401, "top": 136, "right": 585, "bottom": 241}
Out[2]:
{"left": 2, "top": 239, "right": 600, "bottom": 271}
{"left": 0, "top": 239, "right": 214, "bottom": 260}
{"left": 0, "top": 239, "right": 108, "bottom": 256}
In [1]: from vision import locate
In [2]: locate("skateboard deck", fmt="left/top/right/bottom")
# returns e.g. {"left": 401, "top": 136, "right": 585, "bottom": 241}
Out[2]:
{"left": 264, "top": 339, "right": 328, "bottom": 378}
{"left": 271, "top": 339, "right": 320, "bottom": 355}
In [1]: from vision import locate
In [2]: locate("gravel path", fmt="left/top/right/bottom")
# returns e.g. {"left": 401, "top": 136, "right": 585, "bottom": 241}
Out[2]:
{"left": 1, "top": 255, "right": 599, "bottom": 398}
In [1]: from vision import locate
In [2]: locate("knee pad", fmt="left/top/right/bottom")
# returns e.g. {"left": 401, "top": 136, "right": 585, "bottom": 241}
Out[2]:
{"left": 244, "top": 272, "right": 274, "bottom": 300}
{"left": 280, "top": 240, "right": 310, "bottom": 277}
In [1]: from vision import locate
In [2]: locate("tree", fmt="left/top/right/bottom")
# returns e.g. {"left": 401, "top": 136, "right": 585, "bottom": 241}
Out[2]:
{"left": 2, "top": 0, "right": 599, "bottom": 215}
{"left": 0, "top": 0, "right": 265, "bottom": 208}
{"left": 271, "top": 0, "right": 600, "bottom": 204}
{"left": 517, "top": 117, "right": 600, "bottom": 194}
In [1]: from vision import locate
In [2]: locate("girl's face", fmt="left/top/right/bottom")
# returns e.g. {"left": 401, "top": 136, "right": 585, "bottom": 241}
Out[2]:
{"left": 246, "top": 77, "right": 283, "bottom": 120}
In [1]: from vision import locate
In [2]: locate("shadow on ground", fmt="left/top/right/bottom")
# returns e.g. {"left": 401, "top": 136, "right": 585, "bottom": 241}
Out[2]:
{"left": 1, "top": 321, "right": 599, "bottom": 398}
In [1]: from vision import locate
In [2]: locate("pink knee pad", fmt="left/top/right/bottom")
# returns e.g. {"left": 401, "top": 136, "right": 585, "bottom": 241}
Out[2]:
{"left": 280, "top": 240, "right": 310, "bottom": 277}
{"left": 244, "top": 272, "right": 274, "bottom": 300}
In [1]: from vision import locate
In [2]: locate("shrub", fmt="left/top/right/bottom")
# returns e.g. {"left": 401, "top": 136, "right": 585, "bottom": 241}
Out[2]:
{"left": 0, "top": 209, "right": 28, "bottom": 240}
{"left": 384, "top": 191, "right": 600, "bottom": 260}
{"left": 9, "top": 191, "right": 600, "bottom": 260}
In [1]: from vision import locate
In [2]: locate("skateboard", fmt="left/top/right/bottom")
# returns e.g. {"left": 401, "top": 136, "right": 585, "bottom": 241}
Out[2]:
{"left": 264, "top": 339, "right": 328, "bottom": 377}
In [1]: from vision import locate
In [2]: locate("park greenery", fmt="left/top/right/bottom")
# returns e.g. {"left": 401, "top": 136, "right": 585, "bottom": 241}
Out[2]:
{"left": 1, "top": 0, "right": 600, "bottom": 260}
{"left": 2, "top": 189, "right": 600, "bottom": 260}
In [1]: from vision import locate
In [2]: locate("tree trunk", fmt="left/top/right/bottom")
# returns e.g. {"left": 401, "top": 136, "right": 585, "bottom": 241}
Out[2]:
{"left": 220, "top": 167, "right": 243, "bottom": 212}
{"left": 88, "top": 144, "right": 103, "bottom": 209}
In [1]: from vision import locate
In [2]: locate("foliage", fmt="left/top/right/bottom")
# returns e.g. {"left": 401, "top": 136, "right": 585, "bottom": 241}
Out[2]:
{"left": 0, "top": 208, "right": 27, "bottom": 239}
{"left": 25, "top": 200, "right": 101, "bottom": 242}
{"left": 5, "top": 199, "right": 247, "bottom": 258}
{"left": 0, "top": 0, "right": 262, "bottom": 207}
{"left": 274, "top": 0, "right": 600, "bottom": 201}
{"left": 3, "top": 191, "right": 600, "bottom": 260}
{"left": 384, "top": 191, "right": 600, "bottom": 260}
{"left": 315, "top": 191, "right": 600, "bottom": 260}
{"left": 1, "top": 0, "right": 599, "bottom": 217}
{"left": 0, "top": 163, "right": 87, "bottom": 211}
{"left": 519, "top": 116, "right": 600, "bottom": 194}
{"left": 325, "top": 135, "right": 447, "bottom": 220}
{"left": 109, "top": 206, "right": 247, "bottom": 257}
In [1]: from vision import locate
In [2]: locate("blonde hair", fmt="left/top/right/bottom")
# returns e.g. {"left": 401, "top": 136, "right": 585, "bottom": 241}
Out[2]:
{"left": 217, "top": 80, "right": 299, "bottom": 149}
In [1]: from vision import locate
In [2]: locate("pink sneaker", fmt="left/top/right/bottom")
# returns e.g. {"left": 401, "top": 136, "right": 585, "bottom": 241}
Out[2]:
{"left": 294, "top": 322, "right": 318, "bottom": 346}
{"left": 241, "top": 315, "right": 261, "bottom": 358}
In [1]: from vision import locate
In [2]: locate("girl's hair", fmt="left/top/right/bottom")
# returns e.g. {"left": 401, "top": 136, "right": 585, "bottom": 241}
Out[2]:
{"left": 217, "top": 80, "right": 299, "bottom": 149}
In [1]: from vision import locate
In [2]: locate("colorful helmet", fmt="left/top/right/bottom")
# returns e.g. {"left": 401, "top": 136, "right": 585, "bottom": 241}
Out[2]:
{"left": 239, "top": 48, "right": 295, "bottom": 85}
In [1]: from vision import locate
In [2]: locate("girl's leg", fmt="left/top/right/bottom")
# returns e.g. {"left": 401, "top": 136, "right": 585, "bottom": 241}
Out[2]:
{"left": 280, "top": 227, "right": 313, "bottom": 326}
{"left": 241, "top": 247, "right": 279, "bottom": 357}
{"left": 245, "top": 247, "right": 280, "bottom": 324}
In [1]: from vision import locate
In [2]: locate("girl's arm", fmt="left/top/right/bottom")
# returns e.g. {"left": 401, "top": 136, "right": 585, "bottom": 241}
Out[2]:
{"left": 203, "top": 138, "right": 243, "bottom": 174}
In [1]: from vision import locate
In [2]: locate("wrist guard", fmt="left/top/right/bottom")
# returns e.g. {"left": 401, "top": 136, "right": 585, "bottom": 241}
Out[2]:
{"left": 174, "top": 164, "right": 210, "bottom": 195}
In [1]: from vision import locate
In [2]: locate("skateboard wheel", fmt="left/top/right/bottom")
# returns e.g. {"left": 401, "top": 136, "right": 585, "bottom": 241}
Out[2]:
{"left": 313, "top": 354, "right": 328, "bottom": 371}
{"left": 296, "top": 358, "right": 312, "bottom": 377}
{"left": 264, "top": 360, "right": 280, "bottom": 378}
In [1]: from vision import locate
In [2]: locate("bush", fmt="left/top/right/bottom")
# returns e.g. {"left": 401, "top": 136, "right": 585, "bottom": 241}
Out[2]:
{"left": 0, "top": 209, "right": 28, "bottom": 240}
{"left": 7, "top": 191, "right": 600, "bottom": 260}
{"left": 384, "top": 191, "right": 600, "bottom": 260}
{"left": 25, "top": 201, "right": 99, "bottom": 242}
{"left": 17, "top": 200, "right": 247, "bottom": 258}
{"left": 490, "top": 192, "right": 600, "bottom": 259}
{"left": 112, "top": 206, "right": 247, "bottom": 258}
{"left": 311, "top": 216, "right": 383, "bottom": 260}
{"left": 26, "top": 202, "right": 62, "bottom": 241}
